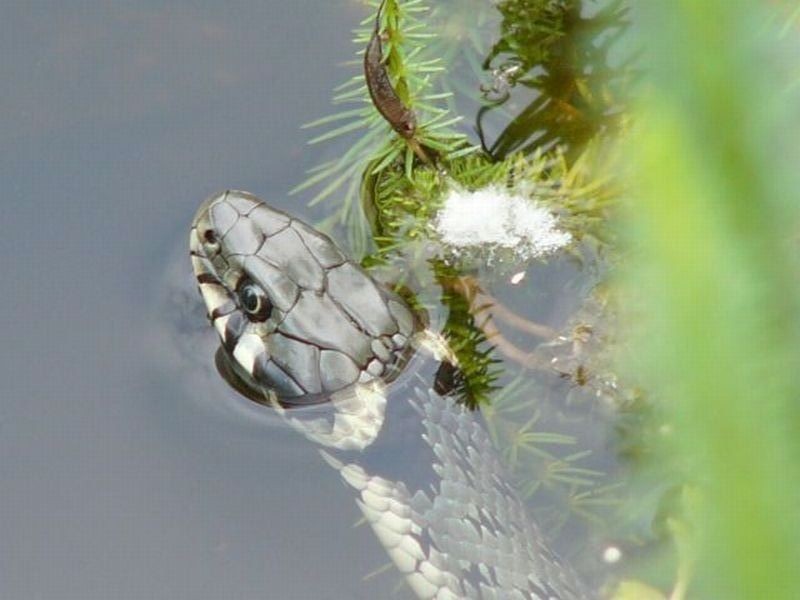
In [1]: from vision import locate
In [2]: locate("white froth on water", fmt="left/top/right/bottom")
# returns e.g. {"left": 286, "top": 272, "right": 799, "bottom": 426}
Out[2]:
{"left": 434, "top": 185, "right": 572, "bottom": 260}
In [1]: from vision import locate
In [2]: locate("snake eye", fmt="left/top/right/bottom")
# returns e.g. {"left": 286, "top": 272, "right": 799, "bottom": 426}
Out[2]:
{"left": 237, "top": 280, "right": 272, "bottom": 322}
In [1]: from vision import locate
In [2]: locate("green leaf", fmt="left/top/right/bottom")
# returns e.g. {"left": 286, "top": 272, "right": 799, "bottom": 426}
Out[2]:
{"left": 301, "top": 107, "right": 370, "bottom": 129}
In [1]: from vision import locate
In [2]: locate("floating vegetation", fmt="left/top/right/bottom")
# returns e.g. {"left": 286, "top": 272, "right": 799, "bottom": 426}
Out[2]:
{"left": 292, "top": 0, "right": 632, "bottom": 590}
{"left": 363, "top": 146, "right": 615, "bottom": 272}
{"left": 432, "top": 262, "right": 502, "bottom": 411}
{"left": 292, "top": 0, "right": 476, "bottom": 255}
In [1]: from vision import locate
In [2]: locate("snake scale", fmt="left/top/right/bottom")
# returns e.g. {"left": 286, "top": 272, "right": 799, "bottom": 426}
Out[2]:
{"left": 189, "top": 190, "right": 593, "bottom": 599}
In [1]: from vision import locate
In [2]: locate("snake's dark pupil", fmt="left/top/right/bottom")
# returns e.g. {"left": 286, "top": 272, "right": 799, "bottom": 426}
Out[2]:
{"left": 242, "top": 287, "right": 259, "bottom": 312}
{"left": 236, "top": 279, "right": 271, "bottom": 322}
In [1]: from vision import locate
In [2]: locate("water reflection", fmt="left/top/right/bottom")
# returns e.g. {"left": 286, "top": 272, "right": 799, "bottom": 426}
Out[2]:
{"left": 477, "top": 0, "right": 630, "bottom": 160}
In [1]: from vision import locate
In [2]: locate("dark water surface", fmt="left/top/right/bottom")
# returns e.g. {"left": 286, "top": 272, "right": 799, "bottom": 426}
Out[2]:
{"left": 1, "top": 2, "right": 416, "bottom": 598}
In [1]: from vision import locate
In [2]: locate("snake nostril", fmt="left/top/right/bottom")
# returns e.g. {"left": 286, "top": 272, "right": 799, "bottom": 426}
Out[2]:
{"left": 204, "top": 229, "right": 217, "bottom": 244}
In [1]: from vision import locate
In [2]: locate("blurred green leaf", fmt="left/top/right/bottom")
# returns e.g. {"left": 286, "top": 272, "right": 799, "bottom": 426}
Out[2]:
{"left": 620, "top": 2, "right": 800, "bottom": 597}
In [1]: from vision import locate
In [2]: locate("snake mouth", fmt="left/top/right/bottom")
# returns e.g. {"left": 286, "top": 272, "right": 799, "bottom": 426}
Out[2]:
{"left": 190, "top": 190, "right": 420, "bottom": 406}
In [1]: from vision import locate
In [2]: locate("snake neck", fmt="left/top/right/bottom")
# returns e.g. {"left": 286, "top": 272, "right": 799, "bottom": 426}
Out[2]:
{"left": 257, "top": 330, "right": 461, "bottom": 453}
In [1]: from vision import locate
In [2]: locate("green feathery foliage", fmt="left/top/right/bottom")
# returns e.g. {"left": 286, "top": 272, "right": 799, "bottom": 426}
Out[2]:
{"left": 292, "top": 0, "right": 476, "bottom": 255}
{"left": 292, "top": 0, "right": 629, "bottom": 581}
{"left": 361, "top": 144, "right": 616, "bottom": 275}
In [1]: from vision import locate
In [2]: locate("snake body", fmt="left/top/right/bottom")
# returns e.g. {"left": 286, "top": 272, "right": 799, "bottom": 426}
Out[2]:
{"left": 190, "top": 190, "right": 592, "bottom": 599}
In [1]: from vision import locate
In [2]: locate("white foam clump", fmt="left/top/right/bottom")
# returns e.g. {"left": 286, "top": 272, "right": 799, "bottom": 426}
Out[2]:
{"left": 434, "top": 185, "right": 572, "bottom": 260}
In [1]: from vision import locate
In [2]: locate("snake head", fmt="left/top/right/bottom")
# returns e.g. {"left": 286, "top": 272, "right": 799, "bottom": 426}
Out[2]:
{"left": 190, "top": 190, "right": 419, "bottom": 406}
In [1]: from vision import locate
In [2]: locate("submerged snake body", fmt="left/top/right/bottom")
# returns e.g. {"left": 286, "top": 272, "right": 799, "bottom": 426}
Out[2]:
{"left": 190, "top": 191, "right": 592, "bottom": 599}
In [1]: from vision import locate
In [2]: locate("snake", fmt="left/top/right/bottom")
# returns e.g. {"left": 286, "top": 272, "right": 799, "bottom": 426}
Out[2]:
{"left": 189, "top": 190, "right": 594, "bottom": 600}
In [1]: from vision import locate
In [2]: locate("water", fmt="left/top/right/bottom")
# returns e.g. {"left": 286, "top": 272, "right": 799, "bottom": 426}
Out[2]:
{"left": 0, "top": 3, "right": 418, "bottom": 598}
{"left": 1, "top": 2, "right": 624, "bottom": 598}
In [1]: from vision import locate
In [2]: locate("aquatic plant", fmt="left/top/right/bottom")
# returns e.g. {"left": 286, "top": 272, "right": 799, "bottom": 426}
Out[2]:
{"left": 293, "top": 0, "right": 630, "bottom": 583}
{"left": 292, "top": 0, "right": 475, "bottom": 255}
